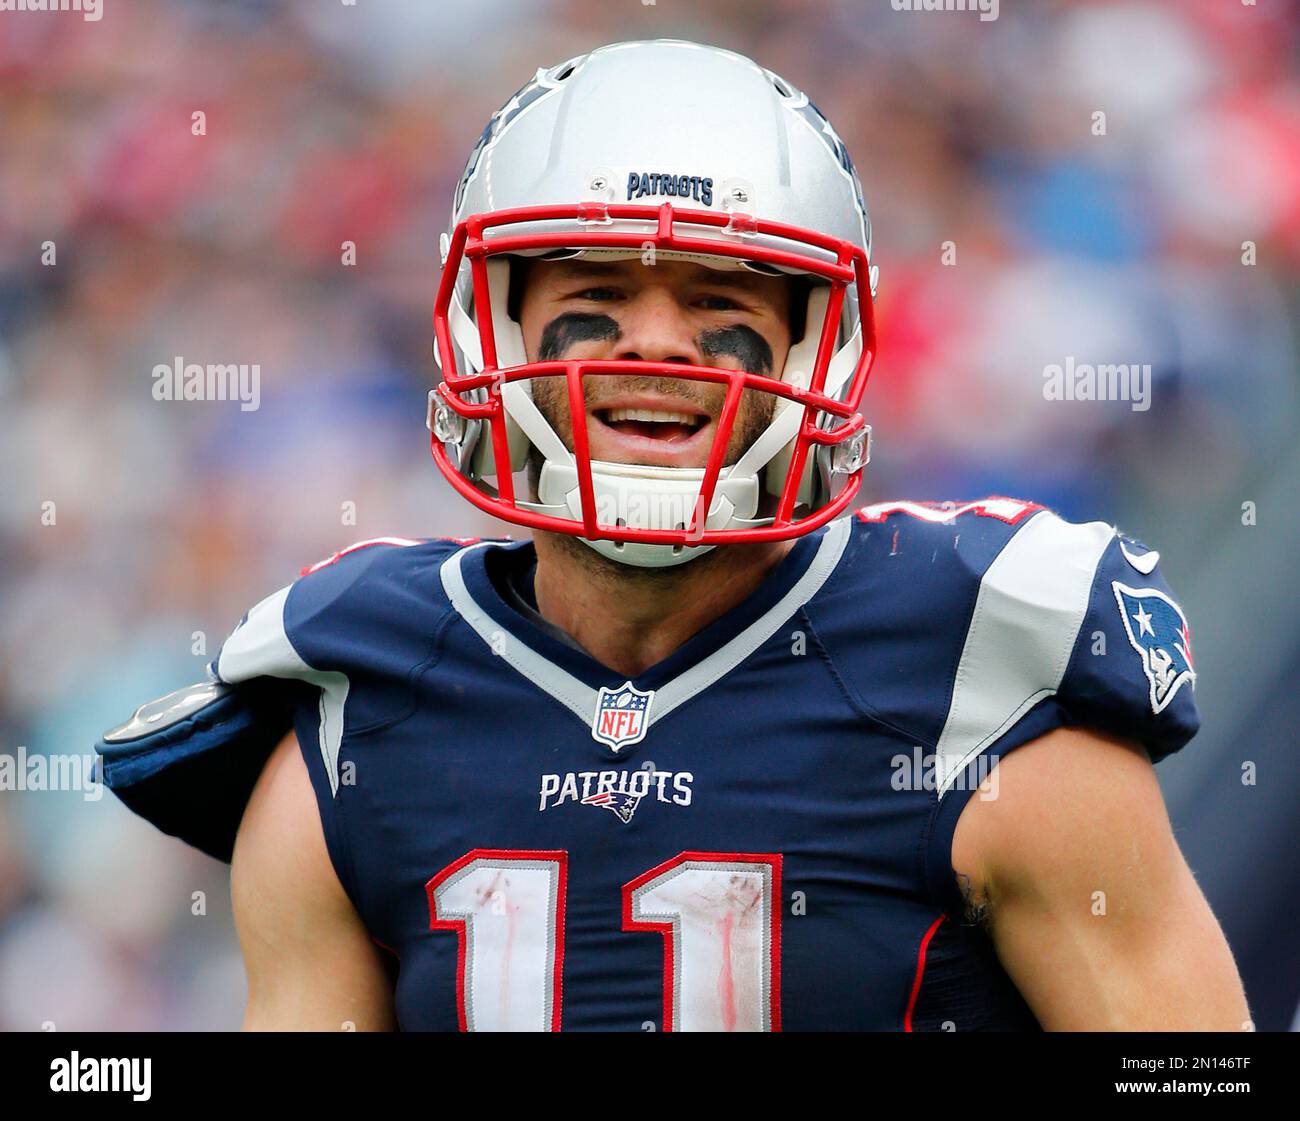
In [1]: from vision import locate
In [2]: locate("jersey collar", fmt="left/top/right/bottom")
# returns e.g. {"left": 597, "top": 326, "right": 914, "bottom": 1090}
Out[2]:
{"left": 440, "top": 518, "right": 852, "bottom": 737}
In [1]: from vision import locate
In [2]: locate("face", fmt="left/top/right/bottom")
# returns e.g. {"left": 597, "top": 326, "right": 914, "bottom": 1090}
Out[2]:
{"left": 517, "top": 257, "right": 795, "bottom": 470}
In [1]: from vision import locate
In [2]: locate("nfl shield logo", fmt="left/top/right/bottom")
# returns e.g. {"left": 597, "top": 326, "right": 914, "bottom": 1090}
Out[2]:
{"left": 591, "top": 682, "right": 654, "bottom": 751}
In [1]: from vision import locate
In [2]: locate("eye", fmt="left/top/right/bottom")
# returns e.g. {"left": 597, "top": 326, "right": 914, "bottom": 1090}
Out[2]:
{"left": 695, "top": 294, "right": 743, "bottom": 312}
{"left": 570, "top": 287, "right": 622, "bottom": 302}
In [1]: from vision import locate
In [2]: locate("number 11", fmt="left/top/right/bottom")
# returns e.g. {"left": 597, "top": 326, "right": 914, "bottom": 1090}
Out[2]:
{"left": 428, "top": 849, "right": 782, "bottom": 1031}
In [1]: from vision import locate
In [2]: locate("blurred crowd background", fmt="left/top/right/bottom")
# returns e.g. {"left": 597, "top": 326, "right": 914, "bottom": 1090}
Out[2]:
{"left": 1, "top": 0, "right": 1297, "bottom": 1030}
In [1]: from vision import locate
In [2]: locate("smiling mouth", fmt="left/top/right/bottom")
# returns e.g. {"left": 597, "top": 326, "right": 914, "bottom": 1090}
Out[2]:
{"left": 593, "top": 406, "right": 709, "bottom": 444}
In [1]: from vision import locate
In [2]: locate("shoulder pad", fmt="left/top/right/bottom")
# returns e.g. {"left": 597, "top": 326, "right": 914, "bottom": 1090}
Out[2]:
{"left": 95, "top": 677, "right": 292, "bottom": 862}
{"left": 96, "top": 535, "right": 477, "bottom": 860}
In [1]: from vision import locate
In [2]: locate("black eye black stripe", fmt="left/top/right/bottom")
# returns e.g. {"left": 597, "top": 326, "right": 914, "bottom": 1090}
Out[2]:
{"left": 699, "top": 325, "right": 773, "bottom": 377}
{"left": 538, "top": 315, "right": 773, "bottom": 377}
{"left": 539, "top": 313, "right": 621, "bottom": 361}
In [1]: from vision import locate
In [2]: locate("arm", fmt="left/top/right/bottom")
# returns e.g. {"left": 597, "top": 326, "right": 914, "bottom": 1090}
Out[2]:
{"left": 232, "top": 730, "right": 397, "bottom": 1031}
{"left": 951, "top": 725, "right": 1250, "bottom": 1031}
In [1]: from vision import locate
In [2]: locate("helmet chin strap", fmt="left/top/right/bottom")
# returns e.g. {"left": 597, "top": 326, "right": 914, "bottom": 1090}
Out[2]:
{"left": 446, "top": 259, "right": 859, "bottom": 568}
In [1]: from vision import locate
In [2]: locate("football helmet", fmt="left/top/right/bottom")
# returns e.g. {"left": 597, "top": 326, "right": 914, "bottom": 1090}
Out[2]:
{"left": 430, "top": 39, "right": 878, "bottom": 566}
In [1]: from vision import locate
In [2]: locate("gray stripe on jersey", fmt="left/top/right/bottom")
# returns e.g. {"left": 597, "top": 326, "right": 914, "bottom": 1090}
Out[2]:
{"left": 650, "top": 516, "right": 852, "bottom": 722}
{"left": 935, "top": 511, "right": 1116, "bottom": 798}
{"left": 440, "top": 544, "right": 600, "bottom": 725}
{"left": 216, "top": 584, "right": 351, "bottom": 796}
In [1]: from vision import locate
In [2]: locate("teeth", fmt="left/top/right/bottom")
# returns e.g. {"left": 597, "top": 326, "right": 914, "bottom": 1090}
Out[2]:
{"left": 603, "top": 407, "right": 700, "bottom": 425}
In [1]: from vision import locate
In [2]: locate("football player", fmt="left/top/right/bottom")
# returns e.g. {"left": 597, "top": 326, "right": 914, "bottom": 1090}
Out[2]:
{"left": 98, "top": 40, "right": 1248, "bottom": 1031}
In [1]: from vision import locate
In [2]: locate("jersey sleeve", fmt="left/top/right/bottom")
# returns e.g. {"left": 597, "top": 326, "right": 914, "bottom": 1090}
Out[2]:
{"left": 94, "top": 539, "right": 421, "bottom": 864}
{"left": 922, "top": 514, "right": 1202, "bottom": 919}
{"left": 1055, "top": 534, "right": 1200, "bottom": 760}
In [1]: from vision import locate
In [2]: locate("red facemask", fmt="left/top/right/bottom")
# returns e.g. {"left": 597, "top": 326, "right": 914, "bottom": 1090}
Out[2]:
{"left": 431, "top": 200, "right": 877, "bottom": 548}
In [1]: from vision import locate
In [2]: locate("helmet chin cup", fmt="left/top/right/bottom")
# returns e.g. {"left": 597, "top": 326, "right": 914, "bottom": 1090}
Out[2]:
{"left": 531, "top": 458, "right": 760, "bottom": 568}
{"left": 586, "top": 539, "right": 714, "bottom": 568}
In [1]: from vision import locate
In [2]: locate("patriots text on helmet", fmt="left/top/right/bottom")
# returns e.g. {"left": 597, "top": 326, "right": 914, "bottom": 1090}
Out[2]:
{"left": 626, "top": 172, "right": 713, "bottom": 206}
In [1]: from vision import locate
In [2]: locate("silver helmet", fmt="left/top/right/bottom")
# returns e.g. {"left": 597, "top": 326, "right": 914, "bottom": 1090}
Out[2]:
{"left": 430, "top": 39, "right": 878, "bottom": 566}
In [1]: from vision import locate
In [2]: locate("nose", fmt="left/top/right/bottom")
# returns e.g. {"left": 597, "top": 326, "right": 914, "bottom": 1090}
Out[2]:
{"left": 612, "top": 286, "right": 705, "bottom": 367}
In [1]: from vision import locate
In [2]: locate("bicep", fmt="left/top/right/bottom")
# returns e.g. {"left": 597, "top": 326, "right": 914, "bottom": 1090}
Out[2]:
{"left": 232, "top": 730, "right": 396, "bottom": 1031}
{"left": 952, "top": 726, "right": 1250, "bottom": 1031}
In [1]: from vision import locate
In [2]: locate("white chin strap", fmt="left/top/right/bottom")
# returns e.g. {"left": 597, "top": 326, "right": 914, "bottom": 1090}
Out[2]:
{"left": 446, "top": 258, "right": 861, "bottom": 568}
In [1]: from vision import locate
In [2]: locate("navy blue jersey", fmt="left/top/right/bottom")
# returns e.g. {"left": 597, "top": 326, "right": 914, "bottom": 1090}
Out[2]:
{"left": 100, "top": 498, "right": 1201, "bottom": 1031}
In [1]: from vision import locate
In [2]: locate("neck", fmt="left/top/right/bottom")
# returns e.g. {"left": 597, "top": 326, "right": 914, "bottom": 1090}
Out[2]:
{"left": 532, "top": 532, "right": 797, "bottom": 677}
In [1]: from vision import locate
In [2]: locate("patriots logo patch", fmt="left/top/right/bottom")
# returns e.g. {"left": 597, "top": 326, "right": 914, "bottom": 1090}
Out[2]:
{"left": 1112, "top": 582, "right": 1196, "bottom": 713}
{"left": 581, "top": 788, "right": 642, "bottom": 823}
